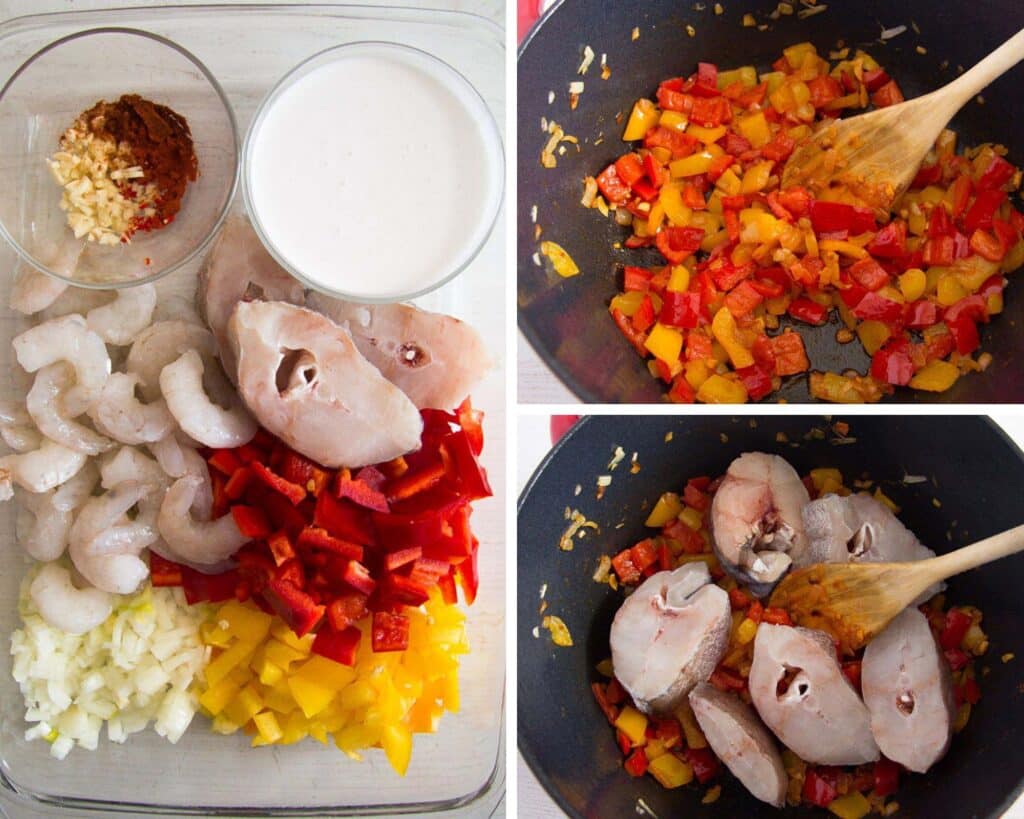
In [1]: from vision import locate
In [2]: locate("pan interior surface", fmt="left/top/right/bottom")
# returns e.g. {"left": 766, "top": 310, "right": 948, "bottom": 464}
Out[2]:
{"left": 517, "top": 0, "right": 1024, "bottom": 403}
{"left": 518, "top": 416, "right": 1024, "bottom": 818}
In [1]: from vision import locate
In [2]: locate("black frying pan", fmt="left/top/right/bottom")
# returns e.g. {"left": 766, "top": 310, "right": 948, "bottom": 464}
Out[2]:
{"left": 518, "top": 416, "right": 1024, "bottom": 817}
{"left": 517, "top": 0, "right": 1024, "bottom": 403}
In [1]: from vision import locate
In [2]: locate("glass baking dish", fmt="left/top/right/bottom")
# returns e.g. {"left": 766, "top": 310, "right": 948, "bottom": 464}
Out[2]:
{"left": 0, "top": 4, "right": 505, "bottom": 816}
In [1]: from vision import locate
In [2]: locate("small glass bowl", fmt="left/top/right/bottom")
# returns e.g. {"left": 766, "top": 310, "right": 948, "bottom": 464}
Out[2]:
{"left": 0, "top": 28, "right": 239, "bottom": 288}
{"left": 242, "top": 41, "right": 504, "bottom": 303}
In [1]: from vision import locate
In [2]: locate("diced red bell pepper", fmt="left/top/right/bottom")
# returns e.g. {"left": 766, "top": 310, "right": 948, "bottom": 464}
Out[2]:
{"left": 210, "top": 472, "right": 229, "bottom": 519}
{"left": 341, "top": 560, "right": 377, "bottom": 596}
{"left": 871, "top": 79, "right": 904, "bottom": 108}
{"left": 809, "top": 200, "right": 875, "bottom": 234}
{"left": 862, "top": 68, "right": 891, "bottom": 92}
{"left": 720, "top": 131, "right": 752, "bottom": 158}
{"left": 249, "top": 461, "right": 306, "bottom": 505}
{"left": 692, "top": 61, "right": 719, "bottom": 96}
{"left": 945, "top": 647, "right": 970, "bottom": 671}
{"left": 760, "top": 131, "right": 796, "bottom": 164}
{"left": 963, "top": 189, "right": 1008, "bottom": 233}
{"left": 233, "top": 443, "right": 266, "bottom": 465}
{"left": 709, "top": 666, "right": 746, "bottom": 693}
{"left": 959, "top": 677, "right": 982, "bottom": 706}
{"left": 223, "top": 466, "right": 252, "bottom": 501}
{"left": 747, "top": 600, "right": 764, "bottom": 623}
{"left": 335, "top": 470, "right": 389, "bottom": 512}
{"left": 976, "top": 154, "right": 1016, "bottom": 191}
{"left": 386, "top": 461, "right": 446, "bottom": 503}
{"left": 706, "top": 154, "right": 735, "bottom": 183}
{"left": 630, "top": 539, "right": 658, "bottom": 573}
{"left": 274, "top": 557, "right": 305, "bottom": 590}
{"left": 761, "top": 607, "right": 793, "bottom": 626}
{"left": 231, "top": 505, "right": 272, "bottom": 539}
{"left": 769, "top": 332, "right": 810, "bottom": 376}
{"left": 264, "top": 578, "right": 324, "bottom": 637}
{"left": 326, "top": 593, "right": 369, "bottom": 631}
{"left": 945, "top": 294, "right": 989, "bottom": 326}
{"left": 842, "top": 660, "right": 862, "bottom": 690}
{"left": 266, "top": 530, "right": 296, "bottom": 567}
{"left": 940, "top": 608, "right": 973, "bottom": 650}
{"left": 659, "top": 290, "right": 703, "bottom": 329}
{"left": 409, "top": 556, "right": 451, "bottom": 588}
{"left": 624, "top": 266, "right": 653, "bottom": 292}
{"left": 736, "top": 363, "right": 774, "bottom": 401}
{"left": 454, "top": 398, "right": 485, "bottom": 457}
{"left": 644, "top": 125, "right": 701, "bottom": 159}
{"left": 207, "top": 449, "right": 244, "bottom": 477}
{"left": 181, "top": 566, "right": 240, "bottom": 605}
{"left": 776, "top": 187, "right": 811, "bottom": 219}
{"left": 297, "top": 525, "right": 364, "bottom": 561}
{"left": 873, "top": 758, "right": 901, "bottom": 797}
{"left": 929, "top": 204, "right": 954, "bottom": 239}
{"left": 685, "top": 329, "right": 715, "bottom": 362}
{"left": 787, "top": 297, "right": 829, "bottom": 325}
{"left": 381, "top": 572, "right": 432, "bottom": 606}
{"left": 736, "top": 81, "right": 768, "bottom": 109}
{"left": 623, "top": 749, "right": 648, "bottom": 777}
{"left": 615, "top": 153, "right": 645, "bottom": 187}
{"left": 803, "top": 767, "right": 841, "bottom": 807}
{"left": 149, "top": 552, "right": 183, "bottom": 587}
{"left": 611, "top": 548, "right": 642, "bottom": 585}
{"left": 690, "top": 95, "right": 732, "bottom": 126}
{"left": 276, "top": 450, "right": 330, "bottom": 496}
{"left": 384, "top": 546, "right": 423, "bottom": 572}
{"left": 655, "top": 226, "right": 705, "bottom": 264}
{"left": 970, "top": 228, "right": 1005, "bottom": 262}
{"left": 597, "top": 163, "right": 630, "bottom": 205}
{"left": 807, "top": 75, "right": 842, "bottom": 108}
{"left": 441, "top": 429, "right": 493, "bottom": 501}
{"left": 643, "top": 153, "right": 666, "bottom": 188}
{"left": 922, "top": 235, "right": 955, "bottom": 266}
{"left": 911, "top": 163, "right": 943, "bottom": 189}
{"left": 904, "top": 300, "right": 938, "bottom": 329}
{"left": 871, "top": 339, "right": 915, "bottom": 386}
{"left": 993, "top": 218, "right": 1020, "bottom": 250}
{"left": 631, "top": 179, "right": 659, "bottom": 202}
{"left": 311, "top": 626, "right": 361, "bottom": 666}
{"left": 455, "top": 543, "right": 480, "bottom": 605}
{"left": 611, "top": 307, "right": 649, "bottom": 356}
{"left": 314, "top": 492, "right": 376, "bottom": 545}
{"left": 372, "top": 611, "right": 410, "bottom": 652}
{"left": 728, "top": 587, "right": 752, "bottom": 609}
{"left": 631, "top": 294, "right": 656, "bottom": 333}
{"left": 667, "top": 375, "right": 696, "bottom": 404}
{"left": 591, "top": 682, "right": 620, "bottom": 724}
{"left": 852, "top": 291, "right": 903, "bottom": 323}
{"left": 867, "top": 220, "right": 908, "bottom": 258}
{"left": 685, "top": 747, "right": 721, "bottom": 784}
{"left": 438, "top": 570, "right": 459, "bottom": 606}
{"left": 683, "top": 480, "right": 710, "bottom": 511}
{"left": 848, "top": 257, "right": 891, "bottom": 291}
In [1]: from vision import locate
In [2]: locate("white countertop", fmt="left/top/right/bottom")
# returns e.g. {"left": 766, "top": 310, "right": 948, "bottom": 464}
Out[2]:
{"left": 517, "top": 414, "right": 1024, "bottom": 819}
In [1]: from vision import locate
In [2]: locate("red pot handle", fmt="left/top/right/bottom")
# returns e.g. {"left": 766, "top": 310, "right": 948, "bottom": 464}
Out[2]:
{"left": 518, "top": 0, "right": 544, "bottom": 43}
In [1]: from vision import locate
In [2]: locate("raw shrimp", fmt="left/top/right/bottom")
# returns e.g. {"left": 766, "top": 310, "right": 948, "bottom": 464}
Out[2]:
{"left": 148, "top": 434, "right": 212, "bottom": 520}
{"left": 0, "top": 439, "right": 88, "bottom": 499}
{"left": 125, "top": 320, "right": 216, "bottom": 400}
{"left": 710, "top": 452, "right": 810, "bottom": 597}
{"left": 16, "top": 463, "right": 98, "bottom": 561}
{"left": 85, "top": 284, "right": 157, "bottom": 346}
{"left": 158, "top": 475, "right": 248, "bottom": 565}
{"left": 88, "top": 372, "right": 174, "bottom": 445}
{"left": 12, "top": 315, "right": 110, "bottom": 415}
{"left": 99, "top": 446, "right": 169, "bottom": 530}
{"left": 68, "top": 481, "right": 156, "bottom": 594}
{"left": 29, "top": 563, "right": 112, "bottom": 635}
{"left": 0, "top": 400, "right": 41, "bottom": 453}
{"left": 38, "top": 287, "right": 109, "bottom": 322}
{"left": 26, "top": 363, "right": 113, "bottom": 455}
{"left": 159, "top": 349, "right": 256, "bottom": 449}
{"left": 10, "top": 267, "right": 67, "bottom": 315}
{"left": 152, "top": 292, "right": 203, "bottom": 326}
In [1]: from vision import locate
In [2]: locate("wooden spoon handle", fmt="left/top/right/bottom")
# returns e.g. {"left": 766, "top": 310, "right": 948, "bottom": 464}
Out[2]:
{"left": 926, "top": 523, "right": 1024, "bottom": 583}
{"left": 937, "top": 28, "right": 1024, "bottom": 111}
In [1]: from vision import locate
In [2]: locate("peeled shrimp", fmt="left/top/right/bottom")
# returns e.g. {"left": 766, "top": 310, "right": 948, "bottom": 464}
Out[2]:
{"left": 85, "top": 284, "right": 157, "bottom": 346}
{"left": 158, "top": 475, "right": 248, "bottom": 565}
{"left": 10, "top": 267, "right": 68, "bottom": 315}
{"left": 29, "top": 563, "right": 112, "bottom": 635}
{"left": 99, "top": 446, "right": 168, "bottom": 530}
{"left": 16, "top": 463, "right": 98, "bottom": 561}
{"left": 0, "top": 400, "right": 41, "bottom": 453}
{"left": 159, "top": 349, "right": 256, "bottom": 449}
{"left": 125, "top": 320, "right": 216, "bottom": 400}
{"left": 0, "top": 439, "right": 88, "bottom": 499}
{"left": 39, "top": 287, "right": 109, "bottom": 322}
{"left": 12, "top": 315, "right": 110, "bottom": 415}
{"left": 68, "top": 481, "right": 156, "bottom": 594}
{"left": 88, "top": 372, "right": 174, "bottom": 445}
{"left": 148, "top": 434, "right": 212, "bottom": 520}
{"left": 26, "top": 363, "right": 113, "bottom": 455}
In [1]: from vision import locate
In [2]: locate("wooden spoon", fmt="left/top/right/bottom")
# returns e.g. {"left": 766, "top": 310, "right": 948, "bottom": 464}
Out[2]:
{"left": 781, "top": 28, "right": 1024, "bottom": 209}
{"left": 768, "top": 522, "right": 1024, "bottom": 653}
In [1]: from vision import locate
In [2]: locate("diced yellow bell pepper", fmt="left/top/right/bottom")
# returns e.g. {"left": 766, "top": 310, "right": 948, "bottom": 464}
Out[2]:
{"left": 255, "top": 657, "right": 284, "bottom": 687}
{"left": 670, "top": 151, "right": 716, "bottom": 178}
{"left": 253, "top": 710, "right": 283, "bottom": 744}
{"left": 955, "top": 254, "right": 1000, "bottom": 292}
{"left": 937, "top": 275, "right": 968, "bottom": 306}
{"left": 540, "top": 241, "right": 581, "bottom": 278}
{"left": 658, "top": 110, "right": 688, "bottom": 132}
{"left": 614, "top": 706, "right": 649, "bottom": 745}
{"left": 740, "top": 161, "right": 773, "bottom": 194}
{"left": 205, "top": 640, "right": 258, "bottom": 688}
{"left": 715, "top": 168, "right": 742, "bottom": 197}
{"left": 910, "top": 360, "right": 959, "bottom": 392}
{"left": 339, "top": 679, "right": 377, "bottom": 711}
{"left": 739, "top": 208, "right": 781, "bottom": 244}
{"left": 717, "top": 65, "right": 757, "bottom": 89}
{"left": 645, "top": 492, "right": 683, "bottom": 527}
{"left": 736, "top": 618, "right": 758, "bottom": 644}
{"left": 217, "top": 600, "right": 274, "bottom": 643}
{"left": 288, "top": 676, "right": 336, "bottom": 719}
{"left": 199, "top": 676, "right": 242, "bottom": 717}
{"left": 856, "top": 320, "right": 891, "bottom": 355}
{"left": 899, "top": 268, "right": 927, "bottom": 302}
{"left": 783, "top": 41, "right": 817, "bottom": 69}
{"left": 211, "top": 713, "right": 241, "bottom": 735}
{"left": 679, "top": 506, "right": 703, "bottom": 531}
{"left": 684, "top": 358, "right": 711, "bottom": 389}
{"left": 701, "top": 229, "right": 730, "bottom": 253}
{"left": 687, "top": 124, "right": 727, "bottom": 145}
{"left": 675, "top": 703, "right": 707, "bottom": 749}
{"left": 610, "top": 290, "right": 648, "bottom": 317}
{"left": 667, "top": 265, "right": 691, "bottom": 293}
{"left": 736, "top": 111, "right": 771, "bottom": 149}
{"left": 223, "top": 683, "right": 264, "bottom": 727}
{"left": 623, "top": 98, "right": 660, "bottom": 141}
{"left": 827, "top": 791, "right": 871, "bottom": 819}
{"left": 697, "top": 374, "right": 749, "bottom": 404}
{"left": 294, "top": 655, "right": 356, "bottom": 691}
{"left": 819, "top": 239, "right": 868, "bottom": 259}
{"left": 711, "top": 308, "right": 754, "bottom": 368}
{"left": 659, "top": 184, "right": 692, "bottom": 226}
{"left": 648, "top": 753, "right": 694, "bottom": 788}
{"left": 263, "top": 638, "right": 309, "bottom": 670}
{"left": 810, "top": 467, "right": 843, "bottom": 491}
{"left": 759, "top": 71, "right": 786, "bottom": 93}
{"left": 644, "top": 323, "right": 684, "bottom": 365}
{"left": 281, "top": 709, "right": 310, "bottom": 745}
{"left": 644, "top": 737, "right": 669, "bottom": 761}
{"left": 988, "top": 292, "right": 1004, "bottom": 315}
{"left": 270, "top": 621, "right": 315, "bottom": 653}
{"left": 820, "top": 476, "right": 846, "bottom": 497}
{"left": 382, "top": 723, "right": 413, "bottom": 776}
{"left": 769, "top": 82, "right": 796, "bottom": 114}
{"left": 442, "top": 673, "right": 460, "bottom": 713}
